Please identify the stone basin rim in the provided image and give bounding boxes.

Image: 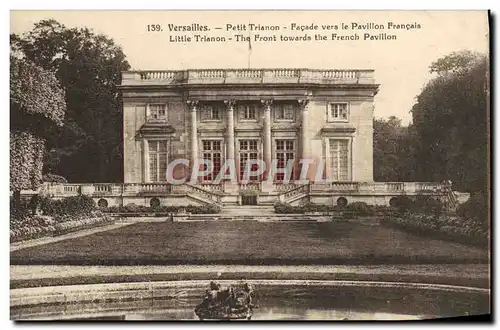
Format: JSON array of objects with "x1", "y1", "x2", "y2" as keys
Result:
[{"x1": 11, "y1": 279, "x2": 490, "y2": 308}]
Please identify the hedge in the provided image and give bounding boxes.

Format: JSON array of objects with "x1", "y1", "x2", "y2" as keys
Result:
[
  {"x1": 102, "y1": 204, "x2": 221, "y2": 215},
  {"x1": 380, "y1": 214, "x2": 489, "y2": 247}
]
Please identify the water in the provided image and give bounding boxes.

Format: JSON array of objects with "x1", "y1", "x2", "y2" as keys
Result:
[{"x1": 11, "y1": 284, "x2": 490, "y2": 321}]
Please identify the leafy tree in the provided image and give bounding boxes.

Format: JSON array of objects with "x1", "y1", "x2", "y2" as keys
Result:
[
  {"x1": 11, "y1": 19, "x2": 131, "y2": 183},
  {"x1": 10, "y1": 55, "x2": 66, "y2": 203},
  {"x1": 410, "y1": 50, "x2": 488, "y2": 193},
  {"x1": 373, "y1": 116, "x2": 415, "y2": 181}
]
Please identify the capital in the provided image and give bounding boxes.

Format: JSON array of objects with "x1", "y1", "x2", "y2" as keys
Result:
[
  {"x1": 187, "y1": 100, "x2": 199, "y2": 110},
  {"x1": 261, "y1": 99, "x2": 273, "y2": 109},
  {"x1": 224, "y1": 100, "x2": 236, "y2": 109},
  {"x1": 298, "y1": 99, "x2": 309, "y2": 110}
]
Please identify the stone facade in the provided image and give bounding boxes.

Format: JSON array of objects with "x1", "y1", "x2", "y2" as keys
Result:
[{"x1": 121, "y1": 69, "x2": 378, "y2": 186}]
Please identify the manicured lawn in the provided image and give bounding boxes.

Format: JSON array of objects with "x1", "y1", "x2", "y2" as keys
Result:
[{"x1": 10, "y1": 221, "x2": 489, "y2": 265}]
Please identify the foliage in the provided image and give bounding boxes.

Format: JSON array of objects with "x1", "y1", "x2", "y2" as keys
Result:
[
  {"x1": 373, "y1": 116, "x2": 415, "y2": 182},
  {"x1": 456, "y1": 192, "x2": 489, "y2": 230},
  {"x1": 10, "y1": 131, "x2": 46, "y2": 192},
  {"x1": 11, "y1": 19, "x2": 131, "y2": 183},
  {"x1": 10, "y1": 56, "x2": 66, "y2": 193},
  {"x1": 381, "y1": 213, "x2": 488, "y2": 247},
  {"x1": 345, "y1": 202, "x2": 374, "y2": 216},
  {"x1": 10, "y1": 214, "x2": 112, "y2": 243},
  {"x1": 10, "y1": 56, "x2": 66, "y2": 129},
  {"x1": 42, "y1": 173, "x2": 68, "y2": 183},
  {"x1": 102, "y1": 204, "x2": 221, "y2": 214},
  {"x1": 39, "y1": 195, "x2": 96, "y2": 217},
  {"x1": 411, "y1": 51, "x2": 488, "y2": 193}
]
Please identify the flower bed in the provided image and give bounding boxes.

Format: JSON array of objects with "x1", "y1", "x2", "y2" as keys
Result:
[
  {"x1": 102, "y1": 204, "x2": 221, "y2": 215},
  {"x1": 380, "y1": 213, "x2": 489, "y2": 247},
  {"x1": 274, "y1": 201, "x2": 394, "y2": 217},
  {"x1": 10, "y1": 215, "x2": 114, "y2": 243}
]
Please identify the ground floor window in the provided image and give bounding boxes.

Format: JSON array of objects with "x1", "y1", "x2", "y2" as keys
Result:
[
  {"x1": 275, "y1": 139, "x2": 295, "y2": 181},
  {"x1": 239, "y1": 139, "x2": 259, "y2": 181},
  {"x1": 202, "y1": 140, "x2": 222, "y2": 181},
  {"x1": 149, "y1": 140, "x2": 168, "y2": 182},
  {"x1": 329, "y1": 139, "x2": 349, "y2": 181}
]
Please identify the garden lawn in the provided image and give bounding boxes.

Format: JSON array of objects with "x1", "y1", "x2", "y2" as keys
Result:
[{"x1": 10, "y1": 221, "x2": 489, "y2": 265}]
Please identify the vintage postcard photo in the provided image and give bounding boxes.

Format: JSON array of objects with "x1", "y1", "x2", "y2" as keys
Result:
[{"x1": 9, "y1": 10, "x2": 490, "y2": 321}]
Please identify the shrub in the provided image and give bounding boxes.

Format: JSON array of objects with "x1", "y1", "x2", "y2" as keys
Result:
[
  {"x1": 412, "y1": 195, "x2": 444, "y2": 215},
  {"x1": 186, "y1": 204, "x2": 221, "y2": 214},
  {"x1": 346, "y1": 202, "x2": 374, "y2": 216},
  {"x1": 456, "y1": 193, "x2": 489, "y2": 229}
]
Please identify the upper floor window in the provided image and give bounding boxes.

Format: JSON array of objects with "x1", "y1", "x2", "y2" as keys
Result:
[
  {"x1": 201, "y1": 104, "x2": 222, "y2": 121},
  {"x1": 238, "y1": 104, "x2": 258, "y2": 121},
  {"x1": 328, "y1": 103, "x2": 349, "y2": 122},
  {"x1": 274, "y1": 103, "x2": 295, "y2": 121},
  {"x1": 148, "y1": 104, "x2": 167, "y2": 121}
]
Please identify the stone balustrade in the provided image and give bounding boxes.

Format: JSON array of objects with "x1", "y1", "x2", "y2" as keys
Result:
[
  {"x1": 121, "y1": 69, "x2": 376, "y2": 86},
  {"x1": 29, "y1": 181, "x2": 450, "y2": 204}
]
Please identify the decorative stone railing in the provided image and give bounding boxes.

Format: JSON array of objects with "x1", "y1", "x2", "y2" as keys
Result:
[
  {"x1": 31, "y1": 181, "x2": 450, "y2": 201},
  {"x1": 239, "y1": 182, "x2": 261, "y2": 192},
  {"x1": 282, "y1": 184, "x2": 310, "y2": 201},
  {"x1": 121, "y1": 69, "x2": 376, "y2": 86}
]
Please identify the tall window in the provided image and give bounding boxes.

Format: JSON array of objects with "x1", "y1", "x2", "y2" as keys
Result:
[
  {"x1": 202, "y1": 140, "x2": 222, "y2": 181},
  {"x1": 329, "y1": 139, "x2": 349, "y2": 181},
  {"x1": 149, "y1": 140, "x2": 168, "y2": 182},
  {"x1": 239, "y1": 140, "x2": 259, "y2": 181},
  {"x1": 275, "y1": 140, "x2": 295, "y2": 181},
  {"x1": 148, "y1": 104, "x2": 167, "y2": 120},
  {"x1": 201, "y1": 104, "x2": 221, "y2": 121},
  {"x1": 239, "y1": 104, "x2": 257, "y2": 120},
  {"x1": 274, "y1": 103, "x2": 295, "y2": 121},
  {"x1": 328, "y1": 103, "x2": 349, "y2": 122}
]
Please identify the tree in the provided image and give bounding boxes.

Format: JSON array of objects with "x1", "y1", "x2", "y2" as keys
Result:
[
  {"x1": 10, "y1": 55, "x2": 66, "y2": 203},
  {"x1": 373, "y1": 116, "x2": 415, "y2": 182},
  {"x1": 411, "y1": 50, "x2": 488, "y2": 193},
  {"x1": 11, "y1": 19, "x2": 131, "y2": 183}
]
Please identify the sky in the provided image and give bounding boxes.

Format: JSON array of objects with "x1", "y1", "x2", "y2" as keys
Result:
[{"x1": 10, "y1": 10, "x2": 489, "y2": 124}]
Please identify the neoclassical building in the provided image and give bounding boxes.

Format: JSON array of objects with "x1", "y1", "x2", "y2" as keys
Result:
[
  {"x1": 31, "y1": 69, "x2": 452, "y2": 208},
  {"x1": 121, "y1": 68, "x2": 376, "y2": 186}
]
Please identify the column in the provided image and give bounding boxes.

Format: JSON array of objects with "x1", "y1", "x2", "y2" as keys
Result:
[
  {"x1": 298, "y1": 99, "x2": 310, "y2": 159},
  {"x1": 142, "y1": 139, "x2": 149, "y2": 183},
  {"x1": 224, "y1": 100, "x2": 236, "y2": 161},
  {"x1": 261, "y1": 99, "x2": 273, "y2": 180},
  {"x1": 224, "y1": 100, "x2": 237, "y2": 182},
  {"x1": 299, "y1": 99, "x2": 310, "y2": 181},
  {"x1": 187, "y1": 100, "x2": 199, "y2": 180}
]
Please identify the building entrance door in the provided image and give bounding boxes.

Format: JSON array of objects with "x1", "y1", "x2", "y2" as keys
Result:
[{"x1": 241, "y1": 195, "x2": 257, "y2": 205}]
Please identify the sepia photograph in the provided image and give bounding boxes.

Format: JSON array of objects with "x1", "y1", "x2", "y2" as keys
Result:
[{"x1": 9, "y1": 9, "x2": 491, "y2": 321}]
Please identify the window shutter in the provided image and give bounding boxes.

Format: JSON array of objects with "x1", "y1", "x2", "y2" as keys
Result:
[
  {"x1": 145, "y1": 104, "x2": 151, "y2": 118},
  {"x1": 164, "y1": 103, "x2": 169, "y2": 120}
]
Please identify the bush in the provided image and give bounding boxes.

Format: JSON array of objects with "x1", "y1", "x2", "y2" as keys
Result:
[
  {"x1": 456, "y1": 193, "x2": 488, "y2": 229},
  {"x1": 412, "y1": 195, "x2": 444, "y2": 215},
  {"x1": 345, "y1": 202, "x2": 374, "y2": 216},
  {"x1": 38, "y1": 195, "x2": 96, "y2": 217},
  {"x1": 10, "y1": 199, "x2": 31, "y2": 221}
]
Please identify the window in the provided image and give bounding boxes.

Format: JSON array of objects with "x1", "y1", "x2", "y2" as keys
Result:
[
  {"x1": 239, "y1": 140, "x2": 259, "y2": 181},
  {"x1": 239, "y1": 104, "x2": 257, "y2": 120},
  {"x1": 329, "y1": 139, "x2": 349, "y2": 181},
  {"x1": 149, "y1": 140, "x2": 168, "y2": 182},
  {"x1": 274, "y1": 103, "x2": 295, "y2": 121},
  {"x1": 148, "y1": 104, "x2": 167, "y2": 121},
  {"x1": 275, "y1": 139, "x2": 295, "y2": 181},
  {"x1": 328, "y1": 103, "x2": 349, "y2": 122},
  {"x1": 202, "y1": 140, "x2": 222, "y2": 181},
  {"x1": 201, "y1": 104, "x2": 221, "y2": 121}
]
